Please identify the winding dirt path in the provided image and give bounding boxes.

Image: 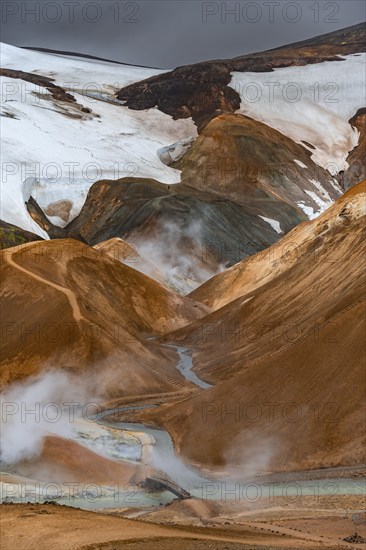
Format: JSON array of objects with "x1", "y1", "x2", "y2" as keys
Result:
[{"x1": 3, "y1": 245, "x2": 83, "y2": 322}]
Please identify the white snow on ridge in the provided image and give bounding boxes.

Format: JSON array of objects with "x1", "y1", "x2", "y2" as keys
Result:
[
  {"x1": 297, "y1": 202, "x2": 316, "y2": 220},
  {"x1": 259, "y1": 215, "x2": 282, "y2": 234},
  {"x1": 0, "y1": 43, "x2": 166, "y2": 96},
  {"x1": 297, "y1": 178, "x2": 335, "y2": 218},
  {"x1": 0, "y1": 43, "x2": 197, "y2": 236},
  {"x1": 308, "y1": 178, "x2": 333, "y2": 205},
  {"x1": 229, "y1": 54, "x2": 366, "y2": 173},
  {"x1": 294, "y1": 159, "x2": 307, "y2": 169},
  {"x1": 304, "y1": 191, "x2": 329, "y2": 214},
  {"x1": 328, "y1": 177, "x2": 343, "y2": 194}
]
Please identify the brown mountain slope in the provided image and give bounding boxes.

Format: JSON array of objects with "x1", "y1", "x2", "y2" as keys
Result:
[
  {"x1": 94, "y1": 237, "x2": 141, "y2": 264},
  {"x1": 14, "y1": 435, "x2": 151, "y2": 485},
  {"x1": 174, "y1": 113, "x2": 341, "y2": 214},
  {"x1": 164, "y1": 181, "x2": 366, "y2": 383},
  {"x1": 191, "y1": 179, "x2": 365, "y2": 310},
  {"x1": 0, "y1": 239, "x2": 208, "y2": 393},
  {"x1": 60, "y1": 112, "x2": 341, "y2": 293},
  {"x1": 136, "y1": 182, "x2": 366, "y2": 472},
  {"x1": 144, "y1": 299, "x2": 365, "y2": 473},
  {"x1": 117, "y1": 23, "x2": 365, "y2": 124}
]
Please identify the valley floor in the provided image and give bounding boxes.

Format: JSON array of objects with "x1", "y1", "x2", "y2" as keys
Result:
[{"x1": 1, "y1": 491, "x2": 365, "y2": 550}]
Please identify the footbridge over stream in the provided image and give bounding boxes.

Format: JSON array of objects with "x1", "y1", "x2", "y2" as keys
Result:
[{"x1": 144, "y1": 474, "x2": 191, "y2": 499}]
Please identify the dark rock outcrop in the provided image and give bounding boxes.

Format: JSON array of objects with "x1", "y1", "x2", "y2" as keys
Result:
[
  {"x1": 0, "y1": 68, "x2": 77, "y2": 103},
  {"x1": 343, "y1": 107, "x2": 366, "y2": 190},
  {"x1": 117, "y1": 23, "x2": 366, "y2": 124},
  {"x1": 64, "y1": 177, "x2": 294, "y2": 269},
  {"x1": 25, "y1": 197, "x2": 69, "y2": 240},
  {"x1": 343, "y1": 532, "x2": 366, "y2": 544}
]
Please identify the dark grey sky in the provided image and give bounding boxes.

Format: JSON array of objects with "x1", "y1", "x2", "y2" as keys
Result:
[{"x1": 1, "y1": 0, "x2": 365, "y2": 68}]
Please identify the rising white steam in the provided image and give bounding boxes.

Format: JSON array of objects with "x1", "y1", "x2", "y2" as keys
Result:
[
  {"x1": 131, "y1": 219, "x2": 223, "y2": 294},
  {"x1": 0, "y1": 371, "x2": 91, "y2": 464}
]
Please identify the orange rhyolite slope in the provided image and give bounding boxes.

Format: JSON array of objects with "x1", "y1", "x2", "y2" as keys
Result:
[
  {"x1": 0, "y1": 239, "x2": 208, "y2": 394},
  {"x1": 140, "y1": 182, "x2": 366, "y2": 473}
]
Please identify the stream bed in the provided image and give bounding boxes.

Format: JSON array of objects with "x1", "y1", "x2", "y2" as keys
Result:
[{"x1": 1, "y1": 347, "x2": 364, "y2": 510}]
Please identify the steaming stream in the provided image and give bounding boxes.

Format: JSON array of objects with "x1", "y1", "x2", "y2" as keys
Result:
[
  {"x1": 2, "y1": 398, "x2": 365, "y2": 510},
  {"x1": 1, "y1": 354, "x2": 365, "y2": 511},
  {"x1": 82, "y1": 406, "x2": 366, "y2": 510}
]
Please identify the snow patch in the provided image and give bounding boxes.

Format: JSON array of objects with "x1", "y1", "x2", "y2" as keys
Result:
[
  {"x1": 259, "y1": 215, "x2": 283, "y2": 234},
  {"x1": 294, "y1": 159, "x2": 307, "y2": 168},
  {"x1": 308, "y1": 179, "x2": 333, "y2": 205},
  {"x1": 229, "y1": 54, "x2": 366, "y2": 173},
  {"x1": 297, "y1": 202, "x2": 316, "y2": 220},
  {"x1": 304, "y1": 190, "x2": 330, "y2": 215},
  {"x1": 0, "y1": 44, "x2": 197, "y2": 235},
  {"x1": 328, "y1": 178, "x2": 343, "y2": 194}
]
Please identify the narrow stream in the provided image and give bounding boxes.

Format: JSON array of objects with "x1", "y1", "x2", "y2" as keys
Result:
[
  {"x1": 2, "y1": 345, "x2": 364, "y2": 510},
  {"x1": 163, "y1": 345, "x2": 213, "y2": 389},
  {"x1": 93, "y1": 406, "x2": 366, "y2": 507}
]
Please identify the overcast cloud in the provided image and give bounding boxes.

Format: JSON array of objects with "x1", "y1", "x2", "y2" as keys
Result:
[{"x1": 1, "y1": 1, "x2": 365, "y2": 68}]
